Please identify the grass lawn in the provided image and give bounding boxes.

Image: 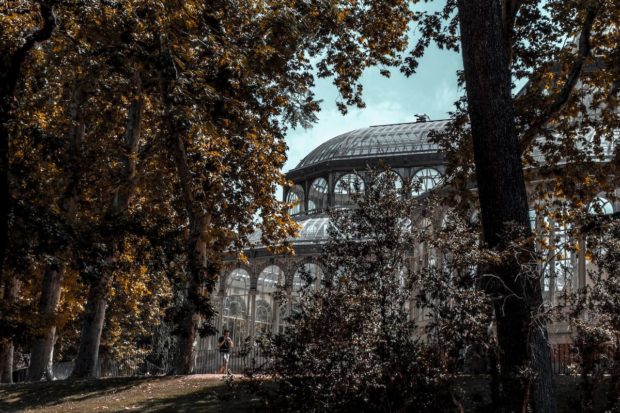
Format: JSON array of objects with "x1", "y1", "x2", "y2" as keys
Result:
[{"x1": 0, "y1": 374, "x2": 261, "y2": 413}]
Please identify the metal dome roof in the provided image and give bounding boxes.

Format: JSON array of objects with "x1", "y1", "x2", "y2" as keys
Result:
[{"x1": 293, "y1": 120, "x2": 449, "y2": 170}]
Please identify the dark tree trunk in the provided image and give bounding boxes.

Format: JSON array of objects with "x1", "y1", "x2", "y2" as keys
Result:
[
  {"x1": 28, "y1": 266, "x2": 63, "y2": 381},
  {"x1": 159, "y1": 73, "x2": 213, "y2": 375},
  {"x1": 71, "y1": 272, "x2": 111, "y2": 378},
  {"x1": 0, "y1": 276, "x2": 19, "y2": 383},
  {"x1": 0, "y1": 1, "x2": 57, "y2": 285},
  {"x1": 170, "y1": 213, "x2": 209, "y2": 375},
  {"x1": 0, "y1": 5, "x2": 57, "y2": 381},
  {"x1": 71, "y1": 89, "x2": 143, "y2": 379},
  {"x1": 173, "y1": 278, "x2": 201, "y2": 375},
  {"x1": 0, "y1": 340, "x2": 14, "y2": 384},
  {"x1": 456, "y1": 1, "x2": 556, "y2": 412}
]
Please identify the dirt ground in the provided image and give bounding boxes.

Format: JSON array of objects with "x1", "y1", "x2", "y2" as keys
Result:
[
  {"x1": 0, "y1": 374, "x2": 259, "y2": 413},
  {"x1": 0, "y1": 374, "x2": 605, "y2": 412}
]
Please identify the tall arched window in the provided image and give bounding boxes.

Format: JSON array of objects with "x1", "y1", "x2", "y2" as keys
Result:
[
  {"x1": 587, "y1": 196, "x2": 614, "y2": 215},
  {"x1": 334, "y1": 173, "x2": 364, "y2": 207},
  {"x1": 550, "y1": 219, "x2": 573, "y2": 292},
  {"x1": 292, "y1": 263, "x2": 324, "y2": 292},
  {"x1": 223, "y1": 268, "x2": 251, "y2": 344},
  {"x1": 411, "y1": 168, "x2": 442, "y2": 197},
  {"x1": 376, "y1": 171, "x2": 403, "y2": 194},
  {"x1": 287, "y1": 185, "x2": 304, "y2": 215},
  {"x1": 256, "y1": 265, "x2": 284, "y2": 335},
  {"x1": 308, "y1": 178, "x2": 328, "y2": 212}
]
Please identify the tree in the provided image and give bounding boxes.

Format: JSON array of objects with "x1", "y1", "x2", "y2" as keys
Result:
[
  {"x1": 568, "y1": 217, "x2": 620, "y2": 412},
  {"x1": 0, "y1": 0, "x2": 59, "y2": 383},
  {"x1": 261, "y1": 171, "x2": 501, "y2": 412},
  {"x1": 455, "y1": 2, "x2": 556, "y2": 411},
  {"x1": 402, "y1": 1, "x2": 619, "y2": 410},
  {"x1": 260, "y1": 171, "x2": 450, "y2": 412},
  {"x1": 137, "y1": 0, "x2": 416, "y2": 374}
]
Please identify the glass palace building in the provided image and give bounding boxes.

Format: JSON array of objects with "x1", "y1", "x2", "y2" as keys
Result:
[{"x1": 202, "y1": 119, "x2": 617, "y2": 350}]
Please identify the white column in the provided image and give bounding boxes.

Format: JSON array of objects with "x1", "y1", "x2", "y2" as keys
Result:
[
  {"x1": 249, "y1": 291, "x2": 256, "y2": 343},
  {"x1": 578, "y1": 236, "x2": 586, "y2": 289}
]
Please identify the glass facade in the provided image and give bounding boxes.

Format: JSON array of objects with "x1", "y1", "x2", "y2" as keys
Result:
[
  {"x1": 411, "y1": 168, "x2": 442, "y2": 196},
  {"x1": 308, "y1": 178, "x2": 328, "y2": 212},
  {"x1": 287, "y1": 185, "x2": 304, "y2": 215},
  {"x1": 334, "y1": 173, "x2": 364, "y2": 208}
]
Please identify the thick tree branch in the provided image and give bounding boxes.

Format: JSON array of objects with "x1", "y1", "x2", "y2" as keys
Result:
[
  {"x1": 519, "y1": 3, "x2": 599, "y2": 153},
  {"x1": 502, "y1": 0, "x2": 523, "y2": 44},
  {"x1": 1, "y1": 1, "x2": 58, "y2": 102}
]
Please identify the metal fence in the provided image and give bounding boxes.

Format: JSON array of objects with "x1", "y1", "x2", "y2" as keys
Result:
[
  {"x1": 551, "y1": 343, "x2": 577, "y2": 375},
  {"x1": 13, "y1": 347, "x2": 269, "y2": 382},
  {"x1": 13, "y1": 344, "x2": 583, "y2": 383}
]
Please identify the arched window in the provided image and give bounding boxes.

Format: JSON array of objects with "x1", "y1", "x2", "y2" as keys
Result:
[
  {"x1": 292, "y1": 263, "x2": 324, "y2": 292},
  {"x1": 287, "y1": 185, "x2": 304, "y2": 215},
  {"x1": 255, "y1": 298, "x2": 272, "y2": 326},
  {"x1": 376, "y1": 171, "x2": 403, "y2": 193},
  {"x1": 226, "y1": 268, "x2": 250, "y2": 295},
  {"x1": 553, "y1": 220, "x2": 573, "y2": 292},
  {"x1": 411, "y1": 168, "x2": 442, "y2": 197},
  {"x1": 587, "y1": 196, "x2": 613, "y2": 215},
  {"x1": 308, "y1": 178, "x2": 328, "y2": 212},
  {"x1": 256, "y1": 265, "x2": 284, "y2": 335},
  {"x1": 334, "y1": 173, "x2": 364, "y2": 207},
  {"x1": 223, "y1": 268, "x2": 251, "y2": 344}
]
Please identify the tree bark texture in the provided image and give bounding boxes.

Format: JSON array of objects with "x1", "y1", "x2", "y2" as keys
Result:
[
  {"x1": 71, "y1": 271, "x2": 112, "y2": 378},
  {"x1": 0, "y1": 340, "x2": 14, "y2": 384},
  {"x1": 0, "y1": 3, "x2": 58, "y2": 382},
  {"x1": 160, "y1": 78, "x2": 212, "y2": 374},
  {"x1": 173, "y1": 275, "x2": 202, "y2": 375},
  {"x1": 168, "y1": 133, "x2": 211, "y2": 374},
  {"x1": 0, "y1": 1, "x2": 57, "y2": 285},
  {"x1": 28, "y1": 266, "x2": 62, "y2": 381},
  {"x1": 0, "y1": 276, "x2": 19, "y2": 383},
  {"x1": 29, "y1": 82, "x2": 86, "y2": 381},
  {"x1": 457, "y1": 1, "x2": 556, "y2": 412},
  {"x1": 71, "y1": 91, "x2": 143, "y2": 379}
]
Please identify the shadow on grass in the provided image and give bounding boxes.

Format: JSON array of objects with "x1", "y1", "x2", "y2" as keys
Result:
[
  {"x1": 111, "y1": 380, "x2": 263, "y2": 413},
  {"x1": 0, "y1": 376, "x2": 148, "y2": 412}
]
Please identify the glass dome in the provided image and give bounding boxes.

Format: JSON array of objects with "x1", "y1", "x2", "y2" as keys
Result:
[{"x1": 293, "y1": 120, "x2": 448, "y2": 170}]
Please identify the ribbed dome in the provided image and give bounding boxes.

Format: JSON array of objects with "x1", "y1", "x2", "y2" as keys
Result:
[{"x1": 294, "y1": 120, "x2": 449, "y2": 170}]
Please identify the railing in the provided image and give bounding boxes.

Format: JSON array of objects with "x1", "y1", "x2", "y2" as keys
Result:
[
  {"x1": 193, "y1": 348, "x2": 269, "y2": 374},
  {"x1": 551, "y1": 343, "x2": 577, "y2": 375},
  {"x1": 13, "y1": 347, "x2": 268, "y2": 382},
  {"x1": 11, "y1": 344, "x2": 584, "y2": 382}
]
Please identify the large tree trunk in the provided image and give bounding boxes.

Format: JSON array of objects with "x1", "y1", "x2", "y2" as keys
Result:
[
  {"x1": 70, "y1": 89, "x2": 143, "y2": 379},
  {"x1": 29, "y1": 83, "x2": 85, "y2": 381},
  {"x1": 161, "y1": 83, "x2": 212, "y2": 374},
  {"x1": 71, "y1": 272, "x2": 112, "y2": 378},
  {"x1": 28, "y1": 266, "x2": 62, "y2": 381},
  {"x1": 0, "y1": 4, "x2": 58, "y2": 382},
  {"x1": 0, "y1": 276, "x2": 19, "y2": 383},
  {"x1": 0, "y1": 339, "x2": 14, "y2": 384},
  {"x1": 0, "y1": 1, "x2": 57, "y2": 290},
  {"x1": 457, "y1": 1, "x2": 556, "y2": 412},
  {"x1": 173, "y1": 276, "x2": 202, "y2": 375},
  {"x1": 170, "y1": 211, "x2": 210, "y2": 375}
]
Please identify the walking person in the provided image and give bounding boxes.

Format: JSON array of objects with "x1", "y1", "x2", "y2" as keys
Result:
[{"x1": 217, "y1": 330, "x2": 234, "y2": 374}]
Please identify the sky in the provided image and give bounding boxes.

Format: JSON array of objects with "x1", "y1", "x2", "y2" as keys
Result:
[{"x1": 283, "y1": 44, "x2": 464, "y2": 173}]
